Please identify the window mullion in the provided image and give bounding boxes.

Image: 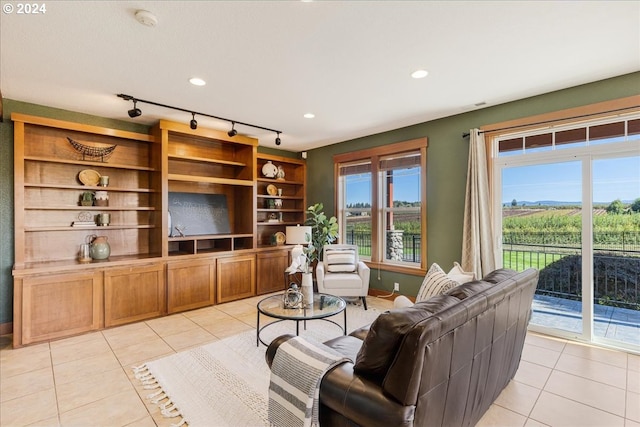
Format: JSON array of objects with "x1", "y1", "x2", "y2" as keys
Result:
[{"x1": 371, "y1": 155, "x2": 381, "y2": 263}]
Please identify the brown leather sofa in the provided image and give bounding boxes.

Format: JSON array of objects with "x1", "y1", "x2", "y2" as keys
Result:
[{"x1": 266, "y1": 268, "x2": 539, "y2": 427}]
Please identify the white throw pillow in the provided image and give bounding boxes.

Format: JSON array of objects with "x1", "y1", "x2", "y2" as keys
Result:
[
  {"x1": 415, "y1": 263, "x2": 460, "y2": 302},
  {"x1": 447, "y1": 262, "x2": 475, "y2": 284},
  {"x1": 325, "y1": 248, "x2": 357, "y2": 273}
]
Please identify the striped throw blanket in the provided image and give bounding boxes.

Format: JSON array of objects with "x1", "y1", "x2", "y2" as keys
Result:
[{"x1": 268, "y1": 336, "x2": 352, "y2": 427}]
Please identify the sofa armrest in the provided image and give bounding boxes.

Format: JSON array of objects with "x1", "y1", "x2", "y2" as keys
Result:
[
  {"x1": 320, "y1": 363, "x2": 415, "y2": 427},
  {"x1": 265, "y1": 334, "x2": 296, "y2": 367}
]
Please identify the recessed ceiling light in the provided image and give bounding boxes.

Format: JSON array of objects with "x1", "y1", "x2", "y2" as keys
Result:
[
  {"x1": 411, "y1": 69, "x2": 429, "y2": 79},
  {"x1": 303, "y1": 113, "x2": 315, "y2": 119},
  {"x1": 189, "y1": 77, "x2": 206, "y2": 86}
]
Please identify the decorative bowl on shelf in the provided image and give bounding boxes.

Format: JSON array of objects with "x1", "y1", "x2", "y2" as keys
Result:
[
  {"x1": 67, "y1": 137, "x2": 117, "y2": 162},
  {"x1": 78, "y1": 169, "x2": 101, "y2": 186}
]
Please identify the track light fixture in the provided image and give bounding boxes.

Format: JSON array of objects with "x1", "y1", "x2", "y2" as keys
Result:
[
  {"x1": 128, "y1": 100, "x2": 142, "y2": 118},
  {"x1": 117, "y1": 94, "x2": 283, "y2": 146},
  {"x1": 227, "y1": 122, "x2": 237, "y2": 137}
]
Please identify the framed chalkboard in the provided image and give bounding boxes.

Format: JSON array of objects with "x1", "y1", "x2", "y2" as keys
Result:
[{"x1": 168, "y1": 192, "x2": 231, "y2": 237}]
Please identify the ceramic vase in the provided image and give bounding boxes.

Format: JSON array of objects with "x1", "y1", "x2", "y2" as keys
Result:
[
  {"x1": 90, "y1": 235, "x2": 111, "y2": 260},
  {"x1": 301, "y1": 273, "x2": 313, "y2": 306}
]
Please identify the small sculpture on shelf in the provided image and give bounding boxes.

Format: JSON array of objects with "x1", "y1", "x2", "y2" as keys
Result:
[{"x1": 276, "y1": 165, "x2": 285, "y2": 180}]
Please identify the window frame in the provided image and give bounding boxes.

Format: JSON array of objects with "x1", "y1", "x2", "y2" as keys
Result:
[{"x1": 334, "y1": 137, "x2": 428, "y2": 274}]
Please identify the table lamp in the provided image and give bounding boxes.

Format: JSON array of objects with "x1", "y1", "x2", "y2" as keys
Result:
[{"x1": 286, "y1": 225, "x2": 312, "y2": 261}]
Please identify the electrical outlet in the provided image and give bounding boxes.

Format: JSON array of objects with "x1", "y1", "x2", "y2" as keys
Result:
[{"x1": 393, "y1": 282, "x2": 400, "y2": 292}]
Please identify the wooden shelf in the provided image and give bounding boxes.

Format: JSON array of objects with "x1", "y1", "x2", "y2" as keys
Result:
[
  {"x1": 168, "y1": 154, "x2": 246, "y2": 167},
  {"x1": 168, "y1": 173, "x2": 254, "y2": 186},
  {"x1": 24, "y1": 183, "x2": 155, "y2": 193},
  {"x1": 24, "y1": 156, "x2": 157, "y2": 171},
  {"x1": 257, "y1": 177, "x2": 304, "y2": 185},
  {"x1": 25, "y1": 206, "x2": 156, "y2": 211},
  {"x1": 25, "y1": 224, "x2": 156, "y2": 232},
  {"x1": 168, "y1": 233, "x2": 253, "y2": 242}
]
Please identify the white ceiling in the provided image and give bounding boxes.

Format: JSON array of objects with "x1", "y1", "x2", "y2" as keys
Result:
[{"x1": 1, "y1": 1, "x2": 639, "y2": 152}]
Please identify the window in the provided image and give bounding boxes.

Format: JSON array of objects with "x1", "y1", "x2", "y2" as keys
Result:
[{"x1": 335, "y1": 138, "x2": 427, "y2": 272}]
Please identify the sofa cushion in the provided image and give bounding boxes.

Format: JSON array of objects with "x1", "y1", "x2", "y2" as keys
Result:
[
  {"x1": 444, "y1": 280, "x2": 493, "y2": 300},
  {"x1": 416, "y1": 263, "x2": 460, "y2": 302},
  {"x1": 353, "y1": 295, "x2": 460, "y2": 380},
  {"x1": 447, "y1": 262, "x2": 475, "y2": 284}
]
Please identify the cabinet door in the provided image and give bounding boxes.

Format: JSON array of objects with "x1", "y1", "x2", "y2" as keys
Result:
[
  {"x1": 20, "y1": 270, "x2": 103, "y2": 345},
  {"x1": 167, "y1": 258, "x2": 215, "y2": 313},
  {"x1": 104, "y1": 263, "x2": 165, "y2": 327},
  {"x1": 217, "y1": 254, "x2": 255, "y2": 303},
  {"x1": 257, "y1": 249, "x2": 289, "y2": 295}
]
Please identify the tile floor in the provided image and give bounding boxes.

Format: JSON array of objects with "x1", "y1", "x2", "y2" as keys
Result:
[{"x1": 1, "y1": 295, "x2": 639, "y2": 427}]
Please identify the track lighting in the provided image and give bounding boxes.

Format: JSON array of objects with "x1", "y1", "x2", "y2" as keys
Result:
[
  {"x1": 128, "y1": 100, "x2": 142, "y2": 118},
  {"x1": 227, "y1": 122, "x2": 237, "y2": 137},
  {"x1": 117, "y1": 93, "x2": 283, "y2": 146}
]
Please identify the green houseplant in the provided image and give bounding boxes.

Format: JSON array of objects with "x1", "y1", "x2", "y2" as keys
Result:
[{"x1": 304, "y1": 203, "x2": 339, "y2": 265}]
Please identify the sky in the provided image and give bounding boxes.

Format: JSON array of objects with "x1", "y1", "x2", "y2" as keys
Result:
[
  {"x1": 502, "y1": 156, "x2": 640, "y2": 204},
  {"x1": 346, "y1": 168, "x2": 420, "y2": 205},
  {"x1": 345, "y1": 156, "x2": 639, "y2": 207}
]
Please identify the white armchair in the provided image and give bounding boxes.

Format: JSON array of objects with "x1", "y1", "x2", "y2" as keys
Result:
[{"x1": 316, "y1": 244, "x2": 370, "y2": 309}]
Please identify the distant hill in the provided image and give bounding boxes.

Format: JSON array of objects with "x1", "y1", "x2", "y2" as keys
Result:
[{"x1": 503, "y1": 200, "x2": 634, "y2": 207}]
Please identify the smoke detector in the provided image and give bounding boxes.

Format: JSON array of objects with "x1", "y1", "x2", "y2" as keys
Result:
[{"x1": 135, "y1": 10, "x2": 158, "y2": 27}]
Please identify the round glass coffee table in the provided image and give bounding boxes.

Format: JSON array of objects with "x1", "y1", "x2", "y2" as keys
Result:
[{"x1": 256, "y1": 293, "x2": 347, "y2": 346}]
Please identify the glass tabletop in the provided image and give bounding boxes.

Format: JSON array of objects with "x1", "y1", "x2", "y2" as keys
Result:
[{"x1": 257, "y1": 293, "x2": 346, "y2": 320}]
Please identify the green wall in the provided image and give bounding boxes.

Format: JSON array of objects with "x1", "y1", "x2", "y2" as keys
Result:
[
  {"x1": 1, "y1": 72, "x2": 638, "y2": 326},
  {"x1": 305, "y1": 72, "x2": 640, "y2": 296}
]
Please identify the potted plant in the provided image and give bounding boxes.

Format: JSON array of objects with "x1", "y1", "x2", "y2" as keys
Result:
[
  {"x1": 304, "y1": 203, "x2": 339, "y2": 265},
  {"x1": 80, "y1": 191, "x2": 94, "y2": 206}
]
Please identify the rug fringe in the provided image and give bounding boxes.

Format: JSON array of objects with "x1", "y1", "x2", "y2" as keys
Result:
[{"x1": 132, "y1": 365, "x2": 188, "y2": 426}]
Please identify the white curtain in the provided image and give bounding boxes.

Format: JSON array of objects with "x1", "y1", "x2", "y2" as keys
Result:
[{"x1": 461, "y1": 129, "x2": 496, "y2": 278}]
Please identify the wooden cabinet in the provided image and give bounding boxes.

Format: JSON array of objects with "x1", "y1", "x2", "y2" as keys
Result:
[
  {"x1": 11, "y1": 114, "x2": 306, "y2": 346},
  {"x1": 256, "y1": 154, "x2": 306, "y2": 247},
  {"x1": 16, "y1": 270, "x2": 103, "y2": 345},
  {"x1": 257, "y1": 249, "x2": 290, "y2": 294},
  {"x1": 167, "y1": 258, "x2": 216, "y2": 313},
  {"x1": 104, "y1": 263, "x2": 165, "y2": 327},
  {"x1": 217, "y1": 254, "x2": 255, "y2": 303},
  {"x1": 155, "y1": 120, "x2": 257, "y2": 257}
]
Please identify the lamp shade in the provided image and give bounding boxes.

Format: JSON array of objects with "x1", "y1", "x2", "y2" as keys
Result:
[
  {"x1": 287, "y1": 225, "x2": 312, "y2": 265},
  {"x1": 286, "y1": 226, "x2": 312, "y2": 245}
]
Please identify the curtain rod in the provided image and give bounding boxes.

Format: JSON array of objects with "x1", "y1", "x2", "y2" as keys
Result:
[{"x1": 461, "y1": 105, "x2": 640, "y2": 139}]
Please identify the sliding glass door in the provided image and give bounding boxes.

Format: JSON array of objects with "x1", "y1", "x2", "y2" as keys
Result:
[
  {"x1": 501, "y1": 161, "x2": 584, "y2": 336},
  {"x1": 494, "y1": 115, "x2": 639, "y2": 350},
  {"x1": 592, "y1": 155, "x2": 640, "y2": 346}
]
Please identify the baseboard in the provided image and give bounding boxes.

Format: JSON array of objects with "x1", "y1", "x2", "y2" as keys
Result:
[
  {"x1": 368, "y1": 288, "x2": 415, "y2": 302},
  {"x1": 0, "y1": 321, "x2": 13, "y2": 337}
]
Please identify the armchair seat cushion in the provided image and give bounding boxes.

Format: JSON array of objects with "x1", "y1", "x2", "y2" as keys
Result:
[{"x1": 322, "y1": 272, "x2": 365, "y2": 289}]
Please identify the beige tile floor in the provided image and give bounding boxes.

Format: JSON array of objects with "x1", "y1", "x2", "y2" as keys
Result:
[{"x1": 1, "y1": 294, "x2": 639, "y2": 427}]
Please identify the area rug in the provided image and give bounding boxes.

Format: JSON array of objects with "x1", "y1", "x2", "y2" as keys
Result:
[{"x1": 134, "y1": 304, "x2": 382, "y2": 427}]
